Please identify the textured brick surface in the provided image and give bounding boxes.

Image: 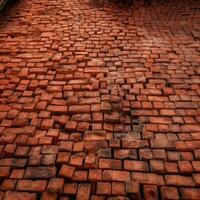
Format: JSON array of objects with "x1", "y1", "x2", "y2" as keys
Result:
[{"x1": 0, "y1": 0, "x2": 200, "y2": 199}]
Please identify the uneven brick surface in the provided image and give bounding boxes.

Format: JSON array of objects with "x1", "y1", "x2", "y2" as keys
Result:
[{"x1": 0, "y1": 0, "x2": 200, "y2": 199}]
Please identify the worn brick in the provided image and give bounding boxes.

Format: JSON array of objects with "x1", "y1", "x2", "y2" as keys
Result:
[
  {"x1": 103, "y1": 170, "x2": 130, "y2": 181},
  {"x1": 47, "y1": 178, "x2": 64, "y2": 194},
  {"x1": 24, "y1": 167, "x2": 56, "y2": 179},
  {"x1": 165, "y1": 175, "x2": 195, "y2": 186},
  {"x1": 4, "y1": 191, "x2": 36, "y2": 200},
  {"x1": 161, "y1": 186, "x2": 180, "y2": 200},
  {"x1": 76, "y1": 184, "x2": 91, "y2": 200},
  {"x1": 16, "y1": 180, "x2": 47, "y2": 192},
  {"x1": 59, "y1": 164, "x2": 75, "y2": 178},
  {"x1": 97, "y1": 182, "x2": 111, "y2": 195}
]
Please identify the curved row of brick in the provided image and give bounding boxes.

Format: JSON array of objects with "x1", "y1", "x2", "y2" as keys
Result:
[{"x1": 0, "y1": 0, "x2": 200, "y2": 199}]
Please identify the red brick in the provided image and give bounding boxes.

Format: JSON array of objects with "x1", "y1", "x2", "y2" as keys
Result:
[
  {"x1": 59, "y1": 141, "x2": 73, "y2": 151},
  {"x1": 41, "y1": 119, "x2": 54, "y2": 130},
  {"x1": 24, "y1": 167, "x2": 56, "y2": 179},
  {"x1": 182, "y1": 125, "x2": 200, "y2": 132},
  {"x1": 0, "y1": 167, "x2": 10, "y2": 178},
  {"x1": 15, "y1": 146, "x2": 30, "y2": 157},
  {"x1": 73, "y1": 142, "x2": 84, "y2": 152},
  {"x1": 88, "y1": 169, "x2": 102, "y2": 181},
  {"x1": 165, "y1": 162, "x2": 179, "y2": 173},
  {"x1": 57, "y1": 152, "x2": 70, "y2": 164},
  {"x1": 0, "y1": 158, "x2": 27, "y2": 168},
  {"x1": 84, "y1": 141, "x2": 108, "y2": 151},
  {"x1": 16, "y1": 180, "x2": 47, "y2": 192},
  {"x1": 0, "y1": 136, "x2": 16, "y2": 145},
  {"x1": 70, "y1": 153, "x2": 85, "y2": 167},
  {"x1": 3, "y1": 126, "x2": 36, "y2": 136},
  {"x1": 72, "y1": 170, "x2": 88, "y2": 181},
  {"x1": 0, "y1": 179, "x2": 17, "y2": 190},
  {"x1": 84, "y1": 131, "x2": 106, "y2": 141},
  {"x1": 97, "y1": 182, "x2": 111, "y2": 195},
  {"x1": 149, "y1": 117, "x2": 172, "y2": 124},
  {"x1": 4, "y1": 191, "x2": 36, "y2": 200},
  {"x1": 139, "y1": 149, "x2": 153, "y2": 160},
  {"x1": 192, "y1": 161, "x2": 200, "y2": 172},
  {"x1": 124, "y1": 160, "x2": 149, "y2": 172},
  {"x1": 65, "y1": 120, "x2": 77, "y2": 130},
  {"x1": 132, "y1": 173, "x2": 165, "y2": 186},
  {"x1": 63, "y1": 183, "x2": 77, "y2": 195},
  {"x1": 47, "y1": 178, "x2": 64, "y2": 194},
  {"x1": 165, "y1": 175, "x2": 195, "y2": 186},
  {"x1": 152, "y1": 149, "x2": 167, "y2": 160},
  {"x1": 126, "y1": 181, "x2": 141, "y2": 199},
  {"x1": 40, "y1": 192, "x2": 57, "y2": 200},
  {"x1": 69, "y1": 105, "x2": 90, "y2": 113},
  {"x1": 41, "y1": 155, "x2": 56, "y2": 165},
  {"x1": 150, "y1": 138, "x2": 174, "y2": 149},
  {"x1": 109, "y1": 139, "x2": 121, "y2": 148},
  {"x1": 59, "y1": 164, "x2": 75, "y2": 178},
  {"x1": 114, "y1": 149, "x2": 137, "y2": 160},
  {"x1": 47, "y1": 129, "x2": 59, "y2": 138},
  {"x1": 10, "y1": 169, "x2": 24, "y2": 179},
  {"x1": 180, "y1": 188, "x2": 200, "y2": 200},
  {"x1": 76, "y1": 184, "x2": 91, "y2": 200},
  {"x1": 103, "y1": 170, "x2": 130, "y2": 181},
  {"x1": 77, "y1": 122, "x2": 89, "y2": 132},
  {"x1": 35, "y1": 101, "x2": 47, "y2": 110},
  {"x1": 47, "y1": 105, "x2": 68, "y2": 113},
  {"x1": 122, "y1": 139, "x2": 149, "y2": 149},
  {"x1": 150, "y1": 160, "x2": 165, "y2": 173},
  {"x1": 161, "y1": 186, "x2": 180, "y2": 200},
  {"x1": 178, "y1": 161, "x2": 193, "y2": 174},
  {"x1": 143, "y1": 185, "x2": 158, "y2": 200},
  {"x1": 112, "y1": 182, "x2": 125, "y2": 195},
  {"x1": 90, "y1": 196, "x2": 105, "y2": 200},
  {"x1": 99, "y1": 159, "x2": 122, "y2": 170}
]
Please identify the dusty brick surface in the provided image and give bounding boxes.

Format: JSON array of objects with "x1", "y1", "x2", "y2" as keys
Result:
[{"x1": 0, "y1": 0, "x2": 200, "y2": 199}]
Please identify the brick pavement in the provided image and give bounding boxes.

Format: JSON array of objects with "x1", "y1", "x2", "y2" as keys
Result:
[{"x1": 0, "y1": 0, "x2": 200, "y2": 199}]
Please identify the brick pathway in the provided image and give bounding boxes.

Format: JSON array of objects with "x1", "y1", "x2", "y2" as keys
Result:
[{"x1": 0, "y1": 0, "x2": 200, "y2": 199}]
